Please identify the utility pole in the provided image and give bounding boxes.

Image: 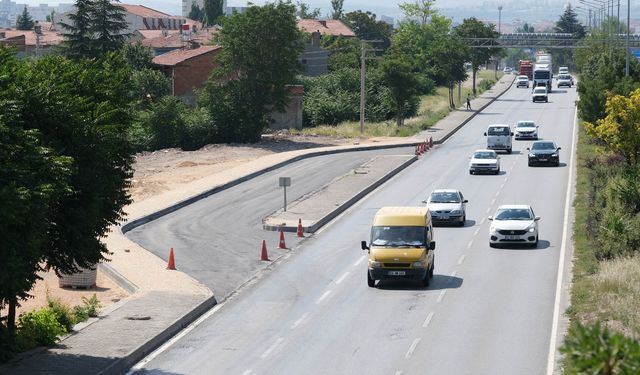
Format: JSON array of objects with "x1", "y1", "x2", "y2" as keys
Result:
[
  {"x1": 359, "y1": 40, "x2": 382, "y2": 134},
  {"x1": 616, "y1": 0, "x2": 620, "y2": 48},
  {"x1": 498, "y1": 6, "x2": 502, "y2": 34},
  {"x1": 625, "y1": 0, "x2": 629, "y2": 76}
]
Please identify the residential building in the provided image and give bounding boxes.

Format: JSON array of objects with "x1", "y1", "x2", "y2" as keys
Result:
[
  {"x1": 137, "y1": 25, "x2": 217, "y2": 56},
  {"x1": 296, "y1": 19, "x2": 355, "y2": 76},
  {"x1": 0, "y1": 21, "x2": 62, "y2": 57}
]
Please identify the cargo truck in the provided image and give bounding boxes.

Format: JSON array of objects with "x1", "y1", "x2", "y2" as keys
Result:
[
  {"x1": 534, "y1": 52, "x2": 553, "y2": 92},
  {"x1": 518, "y1": 60, "x2": 533, "y2": 80}
]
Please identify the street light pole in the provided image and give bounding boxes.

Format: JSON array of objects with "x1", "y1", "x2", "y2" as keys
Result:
[
  {"x1": 625, "y1": 0, "x2": 630, "y2": 76},
  {"x1": 498, "y1": 6, "x2": 503, "y2": 34}
]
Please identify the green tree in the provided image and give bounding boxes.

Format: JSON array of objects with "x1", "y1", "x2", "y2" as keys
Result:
[
  {"x1": 121, "y1": 41, "x2": 154, "y2": 70},
  {"x1": 554, "y1": 4, "x2": 586, "y2": 38},
  {"x1": 380, "y1": 57, "x2": 419, "y2": 126},
  {"x1": 296, "y1": 1, "x2": 320, "y2": 19},
  {"x1": 344, "y1": 10, "x2": 393, "y2": 50},
  {"x1": 516, "y1": 22, "x2": 534, "y2": 33},
  {"x1": 188, "y1": 2, "x2": 204, "y2": 22},
  {"x1": 208, "y1": 2, "x2": 304, "y2": 141},
  {"x1": 202, "y1": 0, "x2": 224, "y2": 27},
  {"x1": 89, "y1": 0, "x2": 129, "y2": 56},
  {"x1": 399, "y1": 0, "x2": 435, "y2": 25},
  {"x1": 330, "y1": 0, "x2": 344, "y2": 20},
  {"x1": 455, "y1": 17, "x2": 500, "y2": 95},
  {"x1": 59, "y1": 0, "x2": 94, "y2": 60},
  {"x1": 130, "y1": 69, "x2": 172, "y2": 108},
  {"x1": 16, "y1": 6, "x2": 35, "y2": 30},
  {"x1": 322, "y1": 35, "x2": 360, "y2": 71}
]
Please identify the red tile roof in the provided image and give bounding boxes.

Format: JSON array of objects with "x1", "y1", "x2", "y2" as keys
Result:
[
  {"x1": 152, "y1": 45, "x2": 221, "y2": 66},
  {"x1": 137, "y1": 29, "x2": 179, "y2": 40},
  {"x1": 120, "y1": 4, "x2": 172, "y2": 18},
  {"x1": 0, "y1": 29, "x2": 63, "y2": 46},
  {"x1": 297, "y1": 19, "x2": 355, "y2": 37},
  {"x1": 141, "y1": 27, "x2": 218, "y2": 49}
]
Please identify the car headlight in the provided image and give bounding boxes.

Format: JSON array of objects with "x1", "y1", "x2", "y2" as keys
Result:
[
  {"x1": 551, "y1": 153, "x2": 558, "y2": 157},
  {"x1": 412, "y1": 261, "x2": 425, "y2": 268},
  {"x1": 490, "y1": 226, "x2": 497, "y2": 234},
  {"x1": 527, "y1": 225, "x2": 536, "y2": 232},
  {"x1": 529, "y1": 153, "x2": 535, "y2": 157},
  {"x1": 369, "y1": 261, "x2": 382, "y2": 268},
  {"x1": 450, "y1": 210, "x2": 462, "y2": 215}
]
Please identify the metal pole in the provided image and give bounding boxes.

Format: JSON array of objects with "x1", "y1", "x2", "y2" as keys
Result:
[
  {"x1": 283, "y1": 186, "x2": 287, "y2": 212},
  {"x1": 625, "y1": 0, "x2": 630, "y2": 76},
  {"x1": 359, "y1": 40, "x2": 365, "y2": 134},
  {"x1": 616, "y1": 0, "x2": 620, "y2": 48},
  {"x1": 498, "y1": 6, "x2": 502, "y2": 34}
]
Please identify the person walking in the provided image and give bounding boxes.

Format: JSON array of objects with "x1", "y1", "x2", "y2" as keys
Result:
[{"x1": 466, "y1": 94, "x2": 472, "y2": 110}]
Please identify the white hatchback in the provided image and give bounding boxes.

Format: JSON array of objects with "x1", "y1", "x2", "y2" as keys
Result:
[
  {"x1": 488, "y1": 205, "x2": 540, "y2": 247},
  {"x1": 514, "y1": 120, "x2": 539, "y2": 140},
  {"x1": 469, "y1": 149, "x2": 500, "y2": 175}
]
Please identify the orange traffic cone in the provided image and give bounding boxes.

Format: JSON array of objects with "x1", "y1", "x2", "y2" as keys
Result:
[
  {"x1": 167, "y1": 247, "x2": 176, "y2": 270},
  {"x1": 278, "y1": 227, "x2": 287, "y2": 249},
  {"x1": 261, "y1": 240, "x2": 270, "y2": 261},
  {"x1": 297, "y1": 219, "x2": 304, "y2": 237},
  {"x1": 415, "y1": 145, "x2": 420, "y2": 155}
]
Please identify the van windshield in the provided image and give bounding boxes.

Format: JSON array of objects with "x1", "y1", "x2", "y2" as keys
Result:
[
  {"x1": 487, "y1": 127, "x2": 510, "y2": 136},
  {"x1": 371, "y1": 226, "x2": 426, "y2": 247}
]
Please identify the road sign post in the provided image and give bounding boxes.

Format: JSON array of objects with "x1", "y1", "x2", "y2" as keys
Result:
[{"x1": 279, "y1": 177, "x2": 291, "y2": 212}]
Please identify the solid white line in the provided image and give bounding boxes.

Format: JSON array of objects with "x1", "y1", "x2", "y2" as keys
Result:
[
  {"x1": 422, "y1": 312, "x2": 435, "y2": 328},
  {"x1": 405, "y1": 338, "x2": 421, "y2": 359},
  {"x1": 546, "y1": 106, "x2": 578, "y2": 375},
  {"x1": 335, "y1": 271, "x2": 350, "y2": 284},
  {"x1": 354, "y1": 255, "x2": 366, "y2": 266},
  {"x1": 458, "y1": 255, "x2": 466, "y2": 265},
  {"x1": 127, "y1": 302, "x2": 225, "y2": 372},
  {"x1": 260, "y1": 337, "x2": 285, "y2": 359},
  {"x1": 436, "y1": 290, "x2": 446, "y2": 303},
  {"x1": 474, "y1": 227, "x2": 480, "y2": 236},
  {"x1": 316, "y1": 290, "x2": 332, "y2": 304},
  {"x1": 290, "y1": 312, "x2": 309, "y2": 329}
]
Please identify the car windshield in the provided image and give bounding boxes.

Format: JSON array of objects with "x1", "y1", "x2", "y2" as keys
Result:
[
  {"x1": 371, "y1": 226, "x2": 426, "y2": 247},
  {"x1": 517, "y1": 76, "x2": 528, "y2": 81},
  {"x1": 487, "y1": 127, "x2": 509, "y2": 136},
  {"x1": 430, "y1": 192, "x2": 460, "y2": 203},
  {"x1": 558, "y1": 75, "x2": 571, "y2": 79},
  {"x1": 517, "y1": 122, "x2": 535, "y2": 128},
  {"x1": 534, "y1": 88, "x2": 546, "y2": 94},
  {"x1": 473, "y1": 151, "x2": 496, "y2": 159},
  {"x1": 532, "y1": 142, "x2": 556, "y2": 150},
  {"x1": 495, "y1": 208, "x2": 533, "y2": 220}
]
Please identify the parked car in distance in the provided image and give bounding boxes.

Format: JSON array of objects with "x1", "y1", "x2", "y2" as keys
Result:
[
  {"x1": 489, "y1": 205, "x2": 540, "y2": 248},
  {"x1": 469, "y1": 149, "x2": 500, "y2": 175},
  {"x1": 516, "y1": 75, "x2": 530, "y2": 88},
  {"x1": 532, "y1": 86, "x2": 548, "y2": 102},
  {"x1": 514, "y1": 121, "x2": 538, "y2": 140},
  {"x1": 423, "y1": 189, "x2": 467, "y2": 226},
  {"x1": 484, "y1": 124, "x2": 513, "y2": 153},
  {"x1": 557, "y1": 74, "x2": 572, "y2": 88},
  {"x1": 527, "y1": 140, "x2": 561, "y2": 166},
  {"x1": 558, "y1": 66, "x2": 569, "y2": 75},
  {"x1": 503, "y1": 67, "x2": 513, "y2": 74}
]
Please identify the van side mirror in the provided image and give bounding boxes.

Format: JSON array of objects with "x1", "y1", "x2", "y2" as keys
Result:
[
  {"x1": 557, "y1": 147, "x2": 562, "y2": 150},
  {"x1": 510, "y1": 132, "x2": 514, "y2": 136},
  {"x1": 483, "y1": 132, "x2": 487, "y2": 136},
  {"x1": 488, "y1": 216, "x2": 493, "y2": 220},
  {"x1": 526, "y1": 147, "x2": 530, "y2": 151},
  {"x1": 430, "y1": 241, "x2": 436, "y2": 250},
  {"x1": 463, "y1": 199, "x2": 468, "y2": 203},
  {"x1": 361, "y1": 240, "x2": 369, "y2": 250},
  {"x1": 421, "y1": 200, "x2": 427, "y2": 204}
]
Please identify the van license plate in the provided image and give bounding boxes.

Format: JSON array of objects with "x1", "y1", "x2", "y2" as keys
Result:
[{"x1": 388, "y1": 271, "x2": 406, "y2": 276}]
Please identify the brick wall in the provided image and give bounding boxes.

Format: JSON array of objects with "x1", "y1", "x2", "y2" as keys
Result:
[{"x1": 172, "y1": 48, "x2": 221, "y2": 100}]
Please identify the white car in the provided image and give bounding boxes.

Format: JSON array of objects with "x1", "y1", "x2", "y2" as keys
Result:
[
  {"x1": 489, "y1": 205, "x2": 540, "y2": 248},
  {"x1": 423, "y1": 189, "x2": 468, "y2": 226},
  {"x1": 557, "y1": 74, "x2": 572, "y2": 88},
  {"x1": 516, "y1": 75, "x2": 529, "y2": 88},
  {"x1": 514, "y1": 120, "x2": 539, "y2": 140},
  {"x1": 469, "y1": 149, "x2": 500, "y2": 175},
  {"x1": 503, "y1": 67, "x2": 513, "y2": 74},
  {"x1": 532, "y1": 87, "x2": 548, "y2": 102},
  {"x1": 558, "y1": 66, "x2": 569, "y2": 75}
]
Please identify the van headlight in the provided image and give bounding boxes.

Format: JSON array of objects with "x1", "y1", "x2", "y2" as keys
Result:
[
  {"x1": 529, "y1": 153, "x2": 535, "y2": 157},
  {"x1": 412, "y1": 261, "x2": 426, "y2": 268},
  {"x1": 369, "y1": 261, "x2": 382, "y2": 268},
  {"x1": 490, "y1": 226, "x2": 497, "y2": 234}
]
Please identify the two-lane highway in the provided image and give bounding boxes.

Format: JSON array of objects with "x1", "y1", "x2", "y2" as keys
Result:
[{"x1": 131, "y1": 82, "x2": 578, "y2": 374}]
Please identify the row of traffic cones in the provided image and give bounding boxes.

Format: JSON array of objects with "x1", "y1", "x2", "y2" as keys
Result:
[
  {"x1": 166, "y1": 219, "x2": 306, "y2": 268},
  {"x1": 414, "y1": 137, "x2": 435, "y2": 156}
]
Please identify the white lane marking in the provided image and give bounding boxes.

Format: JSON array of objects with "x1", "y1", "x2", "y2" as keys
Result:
[
  {"x1": 316, "y1": 290, "x2": 332, "y2": 304},
  {"x1": 127, "y1": 302, "x2": 225, "y2": 373},
  {"x1": 491, "y1": 197, "x2": 496, "y2": 205},
  {"x1": 290, "y1": 312, "x2": 309, "y2": 329},
  {"x1": 335, "y1": 271, "x2": 350, "y2": 284},
  {"x1": 486, "y1": 207, "x2": 492, "y2": 214},
  {"x1": 405, "y1": 338, "x2": 421, "y2": 359},
  {"x1": 500, "y1": 183, "x2": 505, "y2": 190},
  {"x1": 242, "y1": 371, "x2": 252, "y2": 375},
  {"x1": 354, "y1": 255, "x2": 366, "y2": 266},
  {"x1": 504, "y1": 177, "x2": 508, "y2": 182},
  {"x1": 422, "y1": 312, "x2": 435, "y2": 328},
  {"x1": 458, "y1": 255, "x2": 466, "y2": 265},
  {"x1": 474, "y1": 227, "x2": 480, "y2": 236},
  {"x1": 436, "y1": 290, "x2": 446, "y2": 303},
  {"x1": 466, "y1": 240, "x2": 473, "y2": 249},
  {"x1": 260, "y1": 337, "x2": 285, "y2": 359},
  {"x1": 546, "y1": 105, "x2": 578, "y2": 375},
  {"x1": 395, "y1": 371, "x2": 403, "y2": 375},
  {"x1": 480, "y1": 217, "x2": 486, "y2": 225}
]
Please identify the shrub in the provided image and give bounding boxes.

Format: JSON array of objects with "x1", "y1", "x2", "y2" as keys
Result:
[
  {"x1": 561, "y1": 321, "x2": 640, "y2": 374},
  {"x1": 72, "y1": 305, "x2": 89, "y2": 323},
  {"x1": 16, "y1": 308, "x2": 67, "y2": 349},
  {"x1": 478, "y1": 79, "x2": 495, "y2": 92},
  {"x1": 47, "y1": 296, "x2": 77, "y2": 332},
  {"x1": 81, "y1": 294, "x2": 102, "y2": 317},
  {"x1": 179, "y1": 107, "x2": 214, "y2": 151}
]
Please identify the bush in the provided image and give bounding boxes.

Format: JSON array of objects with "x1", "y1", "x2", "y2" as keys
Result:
[
  {"x1": 47, "y1": 296, "x2": 77, "y2": 332},
  {"x1": 16, "y1": 307, "x2": 67, "y2": 349},
  {"x1": 478, "y1": 79, "x2": 495, "y2": 92},
  {"x1": 179, "y1": 107, "x2": 214, "y2": 151},
  {"x1": 561, "y1": 321, "x2": 640, "y2": 374},
  {"x1": 81, "y1": 294, "x2": 102, "y2": 317}
]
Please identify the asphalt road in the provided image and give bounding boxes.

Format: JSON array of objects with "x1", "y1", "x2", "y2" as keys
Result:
[
  {"x1": 126, "y1": 147, "x2": 414, "y2": 299},
  {"x1": 131, "y1": 82, "x2": 578, "y2": 375}
]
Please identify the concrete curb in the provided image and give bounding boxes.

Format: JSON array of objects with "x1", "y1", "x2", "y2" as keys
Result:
[
  {"x1": 433, "y1": 76, "x2": 515, "y2": 146},
  {"x1": 98, "y1": 294, "x2": 218, "y2": 375},
  {"x1": 262, "y1": 155, "x2": 419, "y2": 233},
  {"x1": 98, "y1": 263, "x2": 138, "y2": 295}
]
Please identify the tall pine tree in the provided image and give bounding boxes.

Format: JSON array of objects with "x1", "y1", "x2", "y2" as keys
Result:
[
  {"x1": 554, "y1": 4, "x2": 585, "y2": 38},
  {"x1": 90, "y1": 0, "x2": 129, "y2": 56},
  {"x1": 59, "y1": 0, "x2": 95, "y2": 60},
  {"x1": 202, "y1": 0, "x2": 223, "y2": 27},
  {"x1": 16, "y1": 6, "x2": 35, "y2": 30}
]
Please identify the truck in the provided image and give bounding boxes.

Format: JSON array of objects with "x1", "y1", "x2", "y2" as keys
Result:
[
  {"x1": 361, "y1": 207, "x2": 436, "y2": 288},
  {"x1": 534, "y1": 52, "x2": 553, "y2": 92},
  {"x1": 518, "y1": 60, "x2": 533, "y2": 80}
]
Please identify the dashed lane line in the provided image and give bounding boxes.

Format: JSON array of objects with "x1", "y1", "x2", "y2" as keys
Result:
[
  {"x1": 422, "y1": 312, "x2": 435, "y2": 328},
  {"x1": 354, "y1": 255, "x2": 366, "y2": 267},
  {"x1": 335, "y1": 271, "x2": 350, "y2": 285},
  {"x1": 315, "y1": 290, "x2": 332, "y2": 304},
  {"x1": 405, "y1": 338, "x2": 421, "y2": 359},
  {"x1": 474, "y1": 227, "x2": 480, "y2": 236},
  {"x1": 260, "y1": 337, "x2": 285, "y2": 359},
  {"x1": 436, "y1": 290, "x2": 446, "y2": 303},
  {"x1": 290, "y1": 312, "x2": 309, "y2": 330},
  {"x1": 458, "y1": 255, "x2": 466, "y2": 265}
]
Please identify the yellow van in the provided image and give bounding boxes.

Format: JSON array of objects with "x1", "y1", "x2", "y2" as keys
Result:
[{"x1": 361, "y1": 207, "x2": 435, "y2": 288}]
